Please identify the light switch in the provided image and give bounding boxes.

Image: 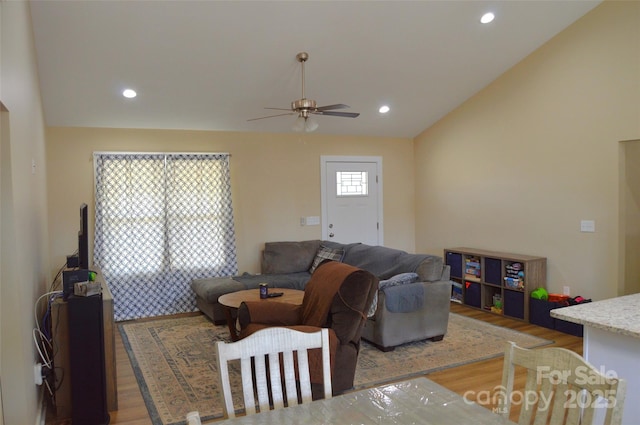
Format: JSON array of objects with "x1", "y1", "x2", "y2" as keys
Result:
[
  {"x1": 580, "y1": 220, "x2": 595, "y2": 233},
  {"x1": 306, "y1": 216, "x2": 320, "y2": 226}
]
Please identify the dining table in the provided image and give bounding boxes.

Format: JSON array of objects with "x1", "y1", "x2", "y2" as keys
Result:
[{"x1": 211, "y1": 376, "x2": 516, "y2": 424}]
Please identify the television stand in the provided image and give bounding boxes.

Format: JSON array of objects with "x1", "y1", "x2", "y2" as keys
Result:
[{"x1": 51, "y1": 268, "x2": 117, "y2": 419}]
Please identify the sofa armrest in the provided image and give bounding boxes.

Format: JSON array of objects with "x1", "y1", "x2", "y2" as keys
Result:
[
  {"x1": 238, "y1": 301, "x2": 302, "y2": 329},
  {"x1": 440, "y1": 264, "x2": 451, "y2": 282},
  {"x1": 374, "y1": 279, "x2": 451, "y2": 315},
  {"x1": 422, "y1": 279, "x2": 452, "y2": 308},
  {"x1": 364, "y1": 279, "x2": 452, "y2": 349}
]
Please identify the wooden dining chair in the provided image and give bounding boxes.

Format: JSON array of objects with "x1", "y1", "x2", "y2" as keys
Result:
[
  {"x1": 500, "y1": 341, "x2": 626, "y2": 425},
  {"x1": 215, "y1": 326, "x2": 332, "y2": 419}
]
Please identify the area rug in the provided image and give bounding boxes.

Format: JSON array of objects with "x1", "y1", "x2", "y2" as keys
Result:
[{"x1": 119, "y1": 313, "x2": 551, "y2": 425}]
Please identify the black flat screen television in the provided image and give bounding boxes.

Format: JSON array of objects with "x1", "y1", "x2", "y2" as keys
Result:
[{"x1": 78, "y1": 203, "x2": 89, "y2": 270}]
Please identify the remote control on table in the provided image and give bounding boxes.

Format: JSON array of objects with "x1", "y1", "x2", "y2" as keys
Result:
[{"x1": 267, "y1": 292, "x2": 283, "y2": 298}]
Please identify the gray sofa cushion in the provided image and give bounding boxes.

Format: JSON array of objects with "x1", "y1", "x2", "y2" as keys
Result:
[
  {"x1": 382, "y1": 282, "x2": 424, "y2": 313},
  {"x1": 378, "y1": 272, "x2": 419, "y2": 289},
  {"x1": 341, "y1": 244, "x2": 431, "y2": 280},
  {"x1": 367, "y1": 272, "x2": 420, "y2": 317},
  {"x1": 234, "y1": 271, "x2": 311, "y2": 291},
  {"x1": 261, "y1": 240, "x2": 321, "y2": 274},
  {"x1": 191, "y1": 277, "x2": 244, "y2": 303},
  {"x1": 320, "y1": 241, "x2": 444, "y2": 282},
  {"x1": 414, "y1": 255, "x2": 446, "y2": 282}
]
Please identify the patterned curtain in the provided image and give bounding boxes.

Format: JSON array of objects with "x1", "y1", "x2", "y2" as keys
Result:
[{"x1": 93, "y1": 153, "x2": 238, "y2": 321}]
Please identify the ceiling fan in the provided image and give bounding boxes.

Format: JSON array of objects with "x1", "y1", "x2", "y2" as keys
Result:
[{"x1": 248, "y1": 52, "x2": 360, "y2": 132}]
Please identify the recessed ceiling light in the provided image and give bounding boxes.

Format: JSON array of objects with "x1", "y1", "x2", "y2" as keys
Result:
[
  {"x1": 480, "y1": 12, "x2": 495, "y2": 24},
  {"x1": 379, "y1": 105, "x2": 390, "y2": 114},
  {"x1": 122, "y1": 89, "x2": 137, "y2": 98}
]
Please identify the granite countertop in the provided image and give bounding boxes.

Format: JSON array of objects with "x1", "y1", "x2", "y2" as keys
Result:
[{"x1": 550, "y1": 293, "x2": 640, "y2": 339}]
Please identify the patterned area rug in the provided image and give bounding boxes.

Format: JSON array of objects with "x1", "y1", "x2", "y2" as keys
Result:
[{"x1": 119, "y1": 313, "x2": 551, "y2": 425}]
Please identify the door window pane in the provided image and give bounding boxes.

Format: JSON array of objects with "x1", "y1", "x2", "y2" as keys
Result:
[{"x1": 336, "y1": 171, "x2": 368, "y2": 197}]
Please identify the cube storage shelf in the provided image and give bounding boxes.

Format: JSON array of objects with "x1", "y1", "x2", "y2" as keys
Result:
[{"x1": 445, "y1": 247, "x2": 546, "y2": 322}]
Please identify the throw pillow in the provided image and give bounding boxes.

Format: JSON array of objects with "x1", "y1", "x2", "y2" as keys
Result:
[
  {"x1": 378, "y1": 272, "x2": 419, "y2": 289},
  {"x1": 309, "y1": 245, "x2": 345, "y2": 274},
  {"x1": 367, "y1": 272, "x2": 420, "y2": 317}
]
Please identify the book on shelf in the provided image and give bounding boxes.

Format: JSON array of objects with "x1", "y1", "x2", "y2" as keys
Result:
[
  {"x1": 450, "y1": 281, "x2": 463, "y2": 303},
  {"x1": 504, "y1": 277, "x2": 524, "y2": 290}
]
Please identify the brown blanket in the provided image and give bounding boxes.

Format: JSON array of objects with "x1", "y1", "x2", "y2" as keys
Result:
[{"x1": 301, "y1": 261, "x2": 359, "y2": 327}]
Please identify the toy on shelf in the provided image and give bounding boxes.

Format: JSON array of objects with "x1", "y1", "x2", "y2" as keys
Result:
[
  {"x1": 504, "y1": 262, "x2": 525, "y2": 289},
  {"x1": 531, "y1": 287, "x2": 549, "y2": 300},
  {"x1": 464, "y1": 256, "x2": 481, "y2": 282}
]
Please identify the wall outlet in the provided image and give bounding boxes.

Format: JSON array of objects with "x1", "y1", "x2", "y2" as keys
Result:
[
  {"x1": 300, "y1": 216, "x2": 320, "y2": 226},
  {"x1": 563, "y1": 286, "x2": 570, "y2": 296}
]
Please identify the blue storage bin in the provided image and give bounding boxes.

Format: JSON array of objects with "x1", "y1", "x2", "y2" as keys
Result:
[
  {"x1": 529, "y1": 298, "x2": 557, "y2": 329},
  {"x1": 464, "y1": 281, "x2": 481, "y2": 308},
  {"x1": 504, "y1": 290, "x2": 524, "y2": 319},
  {"x1": 555, "y1": 319, "x2": 584, "y2": 337},
  {"x1": 484, "y1": 257, "x2": 502, "y2": 285},
  {"x1": 529, "y1": 298, "x2": 584, "y2": 336},
  {"x1": 446, "y1": 252, "x2": 463, "y2": 278}
]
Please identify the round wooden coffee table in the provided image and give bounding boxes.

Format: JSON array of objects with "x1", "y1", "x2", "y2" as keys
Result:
[{"x1": 218, "y1": 288, "x2": 304, "y2": 341}]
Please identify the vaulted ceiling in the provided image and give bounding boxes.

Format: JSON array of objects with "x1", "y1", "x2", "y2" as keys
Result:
[{"x1": 29, "y1": 1, "x2": 601, "y2": 138}]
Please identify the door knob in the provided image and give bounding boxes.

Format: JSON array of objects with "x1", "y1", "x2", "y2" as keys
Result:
[{"x1": 329, "y1": 233, "x2": 334, "y2": 238}]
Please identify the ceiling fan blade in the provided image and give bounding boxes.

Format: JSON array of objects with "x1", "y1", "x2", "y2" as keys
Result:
[
  {"x1": 264, "y1": 107, "x2": 293, "y2": 111},
  {"x1": 316, "y1": 104, "x2": 350, "y2": 111},
  {"x1": 314, "y1": 111, "x2": 360, "y2": 118},
  {"x1": 247, "y1": 112, "x2": 295, "y2": 122}
]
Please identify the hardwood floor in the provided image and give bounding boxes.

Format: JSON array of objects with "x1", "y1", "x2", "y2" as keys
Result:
[
  {"x1": 46, "y1": 302, "x2": 583, "y2": 424},
  {"x1": 429, "y1": 303, "x2": 583, "y2": 422}
]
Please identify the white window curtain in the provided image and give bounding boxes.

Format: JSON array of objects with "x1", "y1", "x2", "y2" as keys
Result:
[{"x1": 93, "y1": 153, "x2": 238, "y2": 321}]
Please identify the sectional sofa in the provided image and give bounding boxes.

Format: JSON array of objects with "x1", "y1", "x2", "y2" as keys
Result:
[{"x1": 191, "y1": 240, "x2": 451, "y2": 350}]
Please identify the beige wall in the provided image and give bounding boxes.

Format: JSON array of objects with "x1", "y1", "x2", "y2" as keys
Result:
[
  {"x1": 0, "y1": 1, "x2": 51, "y2": 423},
  {"x1": 46, "y1": 128, "x2": 415, "y2": 275},
  {"x1": 622, "y1": 140, "x2": 640, "y2": 295},
  {"x1": 415, "y1": 1, "x2": 640, "y2": 301}
]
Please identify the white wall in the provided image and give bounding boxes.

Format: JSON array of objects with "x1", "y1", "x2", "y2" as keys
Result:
[
  {"x1": 0, "y1": 1, "x2": 51, "y2": 423},
  {"x1": 415, "y1": 1, "x2": 640, "y2": 301}
]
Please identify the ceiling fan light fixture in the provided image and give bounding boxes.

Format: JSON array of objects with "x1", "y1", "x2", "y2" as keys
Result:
[
  {"x1": 305, "y1": 117, "x2": 319, "y2": 132},
  {"x1": 292, "y1": 116, "x2": 306, "y2": 132},
  {"x1": 292, "y1": 115, "x2": 318, "y2": 133}
]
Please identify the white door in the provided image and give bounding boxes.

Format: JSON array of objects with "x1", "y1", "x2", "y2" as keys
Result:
[{"x1": 321, "y1": 156, "x2": 382, "y2": 245}]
